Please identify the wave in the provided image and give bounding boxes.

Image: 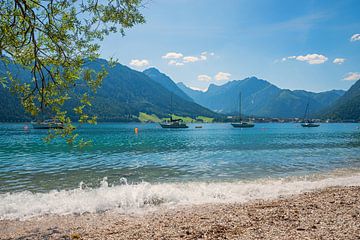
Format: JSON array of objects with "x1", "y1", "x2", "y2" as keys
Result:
[{"x1": 1, "y1": 173, "x2": 360, "y2": 220}]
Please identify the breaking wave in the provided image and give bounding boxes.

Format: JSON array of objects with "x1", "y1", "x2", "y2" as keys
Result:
[{"x1": 1, "y1": 173, "x2": 360, "y2": 220}]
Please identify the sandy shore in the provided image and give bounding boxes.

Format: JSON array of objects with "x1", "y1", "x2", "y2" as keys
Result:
[{"x1": 1, "y1": 186, "x2": 359, "y2": 240}]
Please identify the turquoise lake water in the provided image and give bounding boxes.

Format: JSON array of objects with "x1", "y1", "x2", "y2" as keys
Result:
[
  {"x1": 1, "y1": 123, "x2": 360, "y2": 192},
  {"x1": 0, "y1": 123, "x2": 360, "y2": 219}
]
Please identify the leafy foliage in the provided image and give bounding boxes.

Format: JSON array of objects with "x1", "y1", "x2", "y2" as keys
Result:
[{"x1": 0, "y1": 0, "x2": 145, "y2": 143}]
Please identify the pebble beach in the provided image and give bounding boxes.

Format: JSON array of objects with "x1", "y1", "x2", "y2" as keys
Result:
[{"x1": 1, "y1": 186, "x2": 359, "y2": 240}]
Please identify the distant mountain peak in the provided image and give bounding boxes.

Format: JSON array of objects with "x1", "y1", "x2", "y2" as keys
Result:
[
  {"x1": 243, "y1": 76, "x2": 269, "y2": 84},
  {"x1": 143, "y1": 67, "x2": 161, "y2": 74},
  {"x1": 246, "y1": 76, "x2": 259, "y2": 80},
  {"x1": 177, "y1": 82, "x2": 187, "y2": 87},
  {"x1": 143, "y1": 68, "x2": 194, "y2": 102},
  {"x1": 179, "y1": 75, "x2": 344, "y2": 118},
  {"x1": 207, "y1": 83, "x2": 222, "y2": 92}
]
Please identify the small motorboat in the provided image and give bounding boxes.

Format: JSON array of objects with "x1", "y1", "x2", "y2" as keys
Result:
[
  {"x1": 31, "y1": 119, "x2": 64, "y2": 129},
  {"x1": 301, "y1": 121, "x2": 320, "y2": 128}
]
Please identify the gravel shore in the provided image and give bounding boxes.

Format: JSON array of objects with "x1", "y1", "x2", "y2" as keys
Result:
[{"x1": 1, "y1": 186, "x2": 359, "y2": 240}]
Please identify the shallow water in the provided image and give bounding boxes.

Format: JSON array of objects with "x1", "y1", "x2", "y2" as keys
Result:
[{"x1": 0, "y1": 123, "x2": 359, "y2": 219}]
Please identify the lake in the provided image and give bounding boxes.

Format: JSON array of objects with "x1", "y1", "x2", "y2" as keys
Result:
[{"x1": 1, "y1": 123, "x2": 360, "y2": 219}]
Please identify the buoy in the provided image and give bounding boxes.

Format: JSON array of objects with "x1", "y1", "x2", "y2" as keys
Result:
[
  {"x1": 134, "y1": 127, "x2": 138, "y2": 134},
  {"x1": 23, "y1": 125, "x2": 29, "y2": 131}
]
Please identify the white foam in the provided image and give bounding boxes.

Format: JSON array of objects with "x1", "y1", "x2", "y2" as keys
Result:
[{"x1": 1, "y1": 174, "x2": 360, "y2": 220}]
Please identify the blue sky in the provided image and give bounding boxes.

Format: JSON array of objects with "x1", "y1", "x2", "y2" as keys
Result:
[{"x1": 99, "y1": 0, "x2": 360, "y2": 92}]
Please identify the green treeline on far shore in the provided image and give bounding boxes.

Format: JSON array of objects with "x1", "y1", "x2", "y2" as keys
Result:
[{"x1": 1, "y1": 112, "x2": 359, "y2": 124}]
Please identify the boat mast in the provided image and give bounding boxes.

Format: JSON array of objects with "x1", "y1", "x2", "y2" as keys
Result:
[
  {"x1": 170, "y1": 94, "x2": 173, "y2": 121},
  {"x1": 239, "y1": 92, "x2": 242, "y2": 121},
  {"x1": 303, "y1": 100, "x2": 309, "y2": 121}
]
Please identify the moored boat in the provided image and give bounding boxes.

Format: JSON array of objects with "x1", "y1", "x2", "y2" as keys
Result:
[
  {"x1": 231, "y1": 122, "x2": 255, "y2": 128},
  {"x1": 301, "y1": 101, "x2": 320, "y2": 128},
  {"x1": 231, "y1": 92, "x2": 255, "y2": 128},
  {"x1": 301, "y1": 121, "x2": 320, "y2": 128},
  {"x1": 160, "y1": 117, "x2": 189, "y2": 128},
  {"x1": 31, "y1": 119, "x2": 64, "y2": 129},
  {"x1": 160, "y1": 94, "x2": 189, "y2": 129}
]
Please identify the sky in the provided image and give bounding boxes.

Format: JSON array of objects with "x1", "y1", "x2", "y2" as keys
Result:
[{"x1": 99, "y1": 0, "x2": 360, "y2": 92}]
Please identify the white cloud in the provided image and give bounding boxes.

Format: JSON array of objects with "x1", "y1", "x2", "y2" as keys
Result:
[
  {"x1": 129, "y1": 59, "x2": 149, "y2": 68},
  {"x1": 168, "y1": 60, "x2": 184, "y2": 66},
  {"x1": 183, "y1": 56, "x2": 200, "y2": 63},
  {"x1": 343, "y1": 72, "x2": 360, "y2": 81},
  {"x1": 295, "y1": 54, "x2": 328, "y2": 64},
  {"x1": 200, "y1": 55, "x2": 207, "y2": 61},
  {"x1": 200, "y1": 51, "x2": 215, "y2": 59},
  {"x1": 200, "y1": 52, "x2": 208, "y2": 60},
  {"x1": 162, "y1": 52, "x2": 183, "y2": 59},
  {"x1": 185, "y1": 52, "x2": 212, "y2": 62},
  {"x1": 197, "y1": 74, "x2": 212, "y2": 82},
  {"x1": 350, "y1": 34, "x2": 360, "y2": 42},
  {"x1": 281, "y1": 56, "x2": 297, "y2": 62},
  {"x1": 164, "y1": 51, "x2": 214, "y2": 65},
  {"x1": 333, "y1": 58, "x2": 346, "y2": 64},
  {"x1": 283, "y1": 54, "x2": 328, "y2": 64},
  {"x1": 215, "y1": 72, "x2": 231, "y2": 81}
]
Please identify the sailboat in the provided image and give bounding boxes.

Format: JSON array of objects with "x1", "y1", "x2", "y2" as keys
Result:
[
  {"x1": 231, "y1": 92, "x2": 255, "y2": 128},
  {"x1": 301, "y1": 101, "x2": 320, "y2": 128},
  {"x1": 159, "y1": 94, "x2": 189, "y2": 129}
]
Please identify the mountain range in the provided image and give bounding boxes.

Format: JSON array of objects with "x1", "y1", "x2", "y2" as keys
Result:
[
  {"x1": 323, "y1": 79, "x2": 360, "y2": 120},
  {"x1": 177, "y1": 77, "x2": 346, "y2": 118},
  {"x1": 0, "y1": 59, "x2": 218, "y2": 122},
  {"x1": 0, "y1": 58, "x2": 359, "y2": 122}
]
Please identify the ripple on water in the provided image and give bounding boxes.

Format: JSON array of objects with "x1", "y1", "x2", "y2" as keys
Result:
[{"x1": 0, "y1": 123, "x2": 359, "y2": 192}]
